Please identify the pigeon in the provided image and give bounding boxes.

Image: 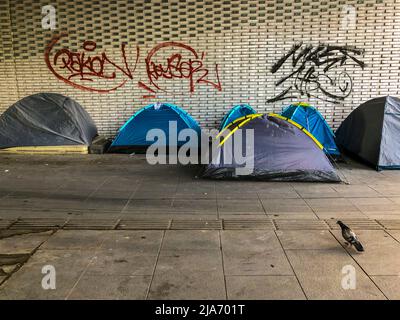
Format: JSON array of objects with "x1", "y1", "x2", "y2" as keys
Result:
[{"x1": 337, "y1": 221, "x2": 364, "y2": 252}]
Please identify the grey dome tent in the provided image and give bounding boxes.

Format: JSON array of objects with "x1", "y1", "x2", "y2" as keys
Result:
[
  {"x1": 336, "y1": 96, "x2": 400, "y2": 170},
  {"x1": 202, "y1": 113, "x2": 340, "y2": 182},
  {"x1": 0, "y1": 93, "x2": 97, "y2": 153}
]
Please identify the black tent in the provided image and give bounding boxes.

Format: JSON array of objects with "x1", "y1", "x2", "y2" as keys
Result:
[
  {"x1": 0, "y1": 93, "x2": 97, "y2": 151},
  {"x1": 336, "y1": 96, "x2": 400, "y2": 170},
  {"x1": 203, "y1": 114, "x2": 340, "y2": 182}
]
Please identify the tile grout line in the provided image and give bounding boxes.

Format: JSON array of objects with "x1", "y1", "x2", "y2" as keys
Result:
[
  {"x1": 218, "y1": 230, "x2": 228, "y2": 300},
  {"x1": 294, "y1": 187, "x2": 322, "y2": 220},
  {"x1": 328, "y1": 229, "x2": 389, "y2": 300},
  {"x1": 383, "y1": 228, "x2": 400, "y2": 245},
  {"x1": 64, "y1": 234, "x2": 107, "y2": 300},
  {"x1": 273, "y1": 230, "x2": 309, "y2": 300},
  {"x1": 215, "y1": 182, "x2": 220, "y2": 220},
  {"x1": 170, "y1": 177, "x2": 180, "y2": 208},
  {"x1": 256, "y1": 192, "x2": 268, "y2": 218},
  {"x1": 83, "y1": 177, "x2": 111, "y2": 202},
  {"x1": 145, "y1": 229, "x2": 166, "y2": 300},
  {"x1": 119, "y1": 180, "x2": 142, "y2": 217}
]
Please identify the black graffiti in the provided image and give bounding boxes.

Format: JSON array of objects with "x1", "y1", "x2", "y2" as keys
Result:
[{"x1": 267, "y1": 42, "x2": 365, "y2": 103}]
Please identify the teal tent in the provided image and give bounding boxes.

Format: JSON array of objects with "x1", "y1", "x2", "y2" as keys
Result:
[
  {"x1": 219, "y1": 104, "x2": 256, "y2": 131},
  {"x1": 108, "y1": 103, "x2": 201, "y2": 153},
  {"x1": 281, "y1": 103, "x2": 340, "y2": 156}
]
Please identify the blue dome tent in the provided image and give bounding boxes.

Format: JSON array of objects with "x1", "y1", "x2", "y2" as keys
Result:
[
  {"x1": 219, "y1": 104, "x2": 256, "y2": 131},
  {"x1": 108, "y1": 103, "x2": 201, "y2": 153},
  {"x1": 281, "y1": 103, "x2": 340, "y2": 156}
]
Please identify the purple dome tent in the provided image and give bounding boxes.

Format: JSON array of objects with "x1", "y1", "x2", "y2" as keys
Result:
[{"x1": 202, "y1": 114, "x2": 340, "y2": 182}]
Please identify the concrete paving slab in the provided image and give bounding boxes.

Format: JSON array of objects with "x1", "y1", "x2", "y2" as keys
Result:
[
  {"x1": 226, "y1": 275, "x2": 306, "y2": 300},
  {"x1": 286, "y1": 249, "x2": 386, "y2": 300},
  {"x1": 0, "y1": 231, "x2": 52, "y2": 254},
  {"x1": 41, "y1": 230, "x2": 105, "y2": 250},
  {"x1": 175, "y1": 183, "x2": 216, "y2": 199},
  {"x1": 100, "y1": 230, "x2": 163, "y2": 252},
  {"x1": 67, "y1": 274, "x2": 151, "y2": 300},
  {"x1": 216, "y1": 193, "x2": 260, "y2": 200},
  {"x1": 157, "y1": 250, "x2": 222, "y2": 273},
  {"x1": 121, "y1": 213, "x2": 217, "y2": 220},
  {"x1": 50, "y1": 188, "x2": 96, "y2": 200},
  {"x1": 256, "y1": 184, "x2": 299, "y2": 199},
  {"x1": 148, "y1": 271, "x2": 226, "y2": 300},
  {"x1": 174, "y1": 192, "x2": 216, "y2": 200},
  {"x1": 348, "y1": 197, "x2": 400, "y2": 213},
  {"x1": 332, "y1": 185, "x2": 381, "y2": 198},
  {"x1": 268, "y1": 213, "x2": 318, "y2": 219},
  {"x1": 0, "y1": 249, "x2": 95, "y2": 299},
  {"x1": 131, "y1": 192, "x2": 176, "y2": 200},
  {"x1": 258, "y1": 192, "x2": 300, "y2": 199},
  {"x1": 261, "y1": 198, "x2": 312, "y2": 214},
  {"x1": 0, "y1": 197, "x2": 87, "y2": 211},
  {"x1": 306, "y1": 198, "x2": 361, "y2": 213},
  {"x1": 82, "y1": 231, "x2": 163, "y2": 276},
  {"x1": 221, "y1": 230, "x2": 293, "y2": 275},
  {"x1": 217, "y1": 199, "x2": 265, "y2": 214},
  {"x1": 276, "y1": 230, "x2": 341, "y2": 250},
  {"x1": 348, "y1": 197, "x2": 393, "y2": 206},
  {"x1": 369, "y1": 185, "x2": 400, "y2": 196},
  {"x1": 86, "y1": 250, "x2": 158, "y2": 276},
  {"x1": 370, "y1": 276, "x2": 400, "y2": 300},
  {"x1": 315, "y1": 212, "x2": 369, "y2": 220},
  {"x1": 172, "y1": 199, "x2": 218, "y2": 213},
  {"x1": 3, "y1": 155, "x2": 400, "y2": 300},
  {"x1": 363, "y1": 213, "x2": 400, "y2": 220},
  {"x1": 162, "y1": 230, "x2": 219, "y2": 251},
  {"x1": 332, "y1": 230, "x2": 400, "y2": 276},
  {"x1": 220, "y1": 214, "x2": 272, "y2": 220},
  {"x1": 292, "y1": 184, "x2": 339, "y2": 198},
  {"x1": 80, "y1": 198, "x2": 129, "y2": 212}
]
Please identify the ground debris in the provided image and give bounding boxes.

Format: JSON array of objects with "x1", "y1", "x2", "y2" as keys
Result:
[
  {"x1": 0, "y1": 229, "x2": 53, "y2": 239},
  {"x1": 0, "y1": 254, "x2": 30, "y2": 266}
]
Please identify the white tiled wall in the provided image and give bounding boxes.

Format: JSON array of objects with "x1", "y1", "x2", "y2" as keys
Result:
[{"x1": 0, "y1": 0, "x2": 398, "y2": 137}]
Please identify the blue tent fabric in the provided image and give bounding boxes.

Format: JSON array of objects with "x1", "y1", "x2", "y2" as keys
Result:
[
  {"x1": 281, "y1": 104, "x2": 340, "y2": 156},
  {"x1": 109, "y1": 103, "x2": 201, "y2": 153},
  {"x1": 219, "y1": 105, "x2": 256, "y2": 130}
]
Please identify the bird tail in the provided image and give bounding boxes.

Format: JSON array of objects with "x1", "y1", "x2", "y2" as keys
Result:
[{"x1": 353, "y1": 241, "x2": 364, "y2": 252}]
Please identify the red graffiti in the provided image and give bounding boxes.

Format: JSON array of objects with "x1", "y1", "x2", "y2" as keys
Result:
[
  {"x1": 44, "y1": 34, "x2": 139, "y2": 93},
  {"x1": 45, "y1": 35, "x2": 222, "y2": 97},
  {"x1": 140, "y1": 41, "x2": 222, "y2": 97}
]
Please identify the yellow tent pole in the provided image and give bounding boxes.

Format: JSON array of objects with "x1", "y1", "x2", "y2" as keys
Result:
[
  {"x1": 292, "y1": 102, "x2": 312, "y2": 107},
  {"x1": 217, "y1": 113, "x2": 263, "y2": 138},
  {"x1": 219, "y1": 115, "x2": 262, "y2": 146}
]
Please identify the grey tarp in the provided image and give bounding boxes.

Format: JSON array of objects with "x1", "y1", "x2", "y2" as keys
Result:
[
  {"x1": 0, "y1": 93, "x2": 98, "y2": 149},
  {"x1": 336, "y1": 96, "x2": 400, "y2": 170},
  {"x1": 202, "y1": 114, "x2": 341, "y2": 182}
]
